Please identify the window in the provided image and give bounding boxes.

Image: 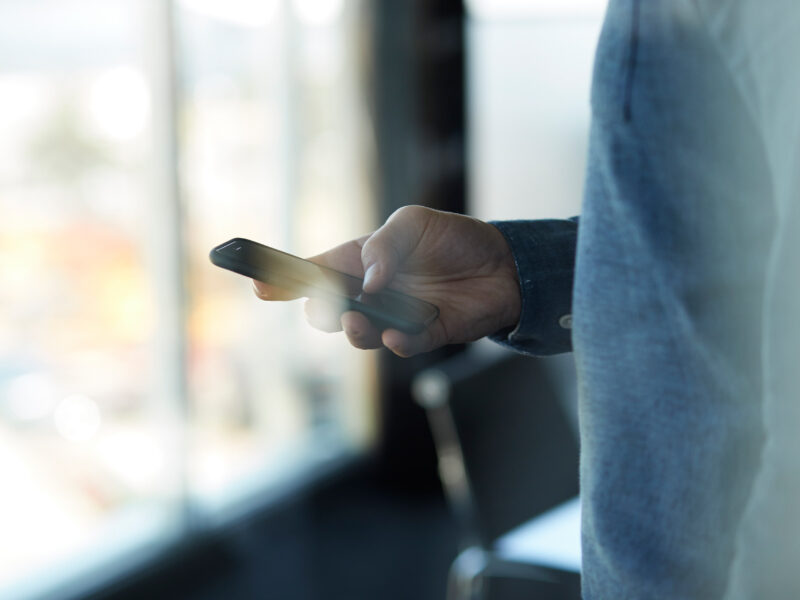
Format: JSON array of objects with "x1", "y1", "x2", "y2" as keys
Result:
[
  {"x1": 0, "y1": 1, "x2": 375, "y2": 597},
  {"x1": 467, "y1": 0, "x2": 607, "y2": 20},
  {"x1": 466, "y1": 0, "x2": 608, "y2": 220}
]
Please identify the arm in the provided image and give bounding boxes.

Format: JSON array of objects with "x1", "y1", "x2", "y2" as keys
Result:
[{"x1": 254, "y1": 206, "x2": 578, "y2": 357}]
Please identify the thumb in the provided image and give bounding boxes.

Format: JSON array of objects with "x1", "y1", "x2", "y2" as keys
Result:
[{"x1": 360, "y1": 206, "x2": 431, "y2": 293}]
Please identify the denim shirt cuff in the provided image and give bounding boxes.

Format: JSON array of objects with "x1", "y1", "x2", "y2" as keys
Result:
[{"x1": 487, "y1": 219, "x2": 578, "y2": 356}]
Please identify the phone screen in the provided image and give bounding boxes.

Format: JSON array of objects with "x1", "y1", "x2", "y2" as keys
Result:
[{"x1": 210, "y1": 238, "x2": 439, "y2": 334}]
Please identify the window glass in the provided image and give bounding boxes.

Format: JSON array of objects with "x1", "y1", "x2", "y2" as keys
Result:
[
  {"x1": 179, "y1": 0, "x2": 376, "y2": 512},
  {"x1": 0, "y1": 0, "x2": 375, "y2": 595},
  {"x1": 466, "y1": 0, "x2": 608, "y2": 19},
  {"x1": 467, "y1": 0, "x2": 607, "y2": 220},
  {"x1": 0, "y1": 2, "x2": 182, "y2": 596}
]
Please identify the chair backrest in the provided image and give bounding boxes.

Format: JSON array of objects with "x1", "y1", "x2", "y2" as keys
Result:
[{"x1": 413, "y1": 345, "x2": 579, "y2": 548}]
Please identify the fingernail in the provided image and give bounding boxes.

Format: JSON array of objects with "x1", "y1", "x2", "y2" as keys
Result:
[
  {"x1": 363, "y1": 264, "x2": 378, "y2": 291},
  {"x1": 253, "y1": 281, "x2": 267, "y2": 298}
]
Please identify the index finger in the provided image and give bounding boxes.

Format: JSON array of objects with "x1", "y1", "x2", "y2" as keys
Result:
[
  {"x1": 252, "y1": 279, "x2": 301, "y2": 301},
  {"x1": 253, "y1": 234, "x2": 372, "y2": 302}
]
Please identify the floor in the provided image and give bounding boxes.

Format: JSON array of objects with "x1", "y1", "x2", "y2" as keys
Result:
[{"x1": 94, "y1": 466, "x2": 460, "y2": 600}]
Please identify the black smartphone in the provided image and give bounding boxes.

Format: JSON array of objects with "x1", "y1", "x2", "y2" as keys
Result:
[{"x1": 209, "y1": 237, "x2": 439, "y2": 334}]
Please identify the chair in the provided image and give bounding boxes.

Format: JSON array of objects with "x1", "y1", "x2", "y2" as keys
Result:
[{"x1": 412, "y1": 342, "x2": 581, "y2": 600}]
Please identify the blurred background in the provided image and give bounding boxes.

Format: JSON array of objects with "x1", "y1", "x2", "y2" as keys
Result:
[{"x1": 0, "y1": 0, "x2": 604, "y2": 598}]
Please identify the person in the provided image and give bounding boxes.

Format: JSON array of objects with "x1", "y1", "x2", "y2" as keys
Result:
[{"x1": 254, "y1": 1, "x2": 800, "y2": 597}]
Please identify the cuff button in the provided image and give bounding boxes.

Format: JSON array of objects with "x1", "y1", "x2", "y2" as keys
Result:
[{"x1": 558, "y1": 314, "x2": 573, "y2": 330}]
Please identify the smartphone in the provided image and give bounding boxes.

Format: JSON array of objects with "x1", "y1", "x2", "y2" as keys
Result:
[{"x1": 209, "y1": 237, "x2": 439, "y2": 334}]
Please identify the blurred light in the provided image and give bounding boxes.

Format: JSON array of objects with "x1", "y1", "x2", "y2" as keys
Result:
[
  {"x1": 4, "y1": 373, "x2": 59, "y2": 422},
  {"x1": 0, "y1": 77, "x2": 47, "y2": 132},
  {"x1": 292, "y1": 0, "x2": 344, "y2": 27},
  {"x1": 301, "y1": 34, "x2": 343, "y2": 83},
  {"x1": 467, "y1": 0, "x2": 608, "y2": 19},
  {"x1": 305, "y1": 129, "x2": 342, "y2": 180},
  {"x1": 97, "y1": 431, "x2": 165, "y2": 491},
  {"x1": 178, "y1": 0, "x2": 279, "y2": 28},
  {"x1": 86, "y1": 66, "x2": 150, "y2": 142},
  {"x1": 53, "y1": 394, "x2": 102, "y2": 443}
]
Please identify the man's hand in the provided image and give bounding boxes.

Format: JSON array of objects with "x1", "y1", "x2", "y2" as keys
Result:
[{"x1": 253, "y1": 206, "x2": 521, "y2": 357}]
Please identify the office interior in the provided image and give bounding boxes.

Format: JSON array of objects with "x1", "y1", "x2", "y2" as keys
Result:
[{"x1": 0, "y1": 1, "x2": 605, "y2": 599}]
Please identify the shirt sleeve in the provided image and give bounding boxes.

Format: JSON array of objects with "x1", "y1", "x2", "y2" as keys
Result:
[{"x1": 487, "y1": 218, "x2": 578, "y2": 356}]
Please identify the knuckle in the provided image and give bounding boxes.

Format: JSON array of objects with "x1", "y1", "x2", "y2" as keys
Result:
[{"x1": 391, "y1": 204, "x2": 430, "y2": 223}]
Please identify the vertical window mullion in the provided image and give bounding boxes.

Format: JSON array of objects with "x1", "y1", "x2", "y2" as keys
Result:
[{"x1": 143, "y1": 0, "x2": 192, "y2": 533}]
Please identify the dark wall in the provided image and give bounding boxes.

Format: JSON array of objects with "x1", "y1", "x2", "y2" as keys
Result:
[
  {"x1": 372, "y1": 0, "x2": 466, "y2": 216},
  {"x1": 370, "y1": 0, "x2": 468, "y2": 491}
]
